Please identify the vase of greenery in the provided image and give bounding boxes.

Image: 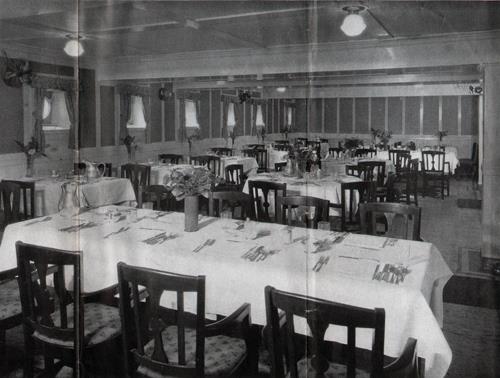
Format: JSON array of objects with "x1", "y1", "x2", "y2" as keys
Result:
[
  {"x1": 123, "y1": 134, "x2": 137, "y2": 162},
  {"x1": 15, "y1": 137, "x2": 47, "y2": 177}
]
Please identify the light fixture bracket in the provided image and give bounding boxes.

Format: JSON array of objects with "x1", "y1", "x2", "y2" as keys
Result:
[{"x1": 342, "y1": 5, "x2": 367, "y2": 14}]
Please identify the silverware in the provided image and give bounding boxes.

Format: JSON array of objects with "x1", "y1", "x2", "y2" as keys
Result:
[
  {"x1": 104, "y1": 226, "x2": 130, "y2": 239},
  {"x1": 193, "y1": 239, "x2": 215, "y2": 253},
  {"x1": 313, "y1": 256, "x2": 330, "y2": 272},
  {"x1": 372, "y1": 264, "x2": 380, "y2": 280},
  {"x1": 25, "y1": 216, "x2": 52, "y2": 226}
]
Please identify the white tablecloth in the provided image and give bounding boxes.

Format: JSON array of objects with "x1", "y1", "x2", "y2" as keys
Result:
[
  {"x1": 321, "y1": 157, "x2": 395, "y2": 179},
  {"x1": 0, "y1": 206, "x2": 452, "y2": 378},
  {"x1": 268, "y1": 148, "x2": 289, "y2": 169},
  {"x1": 7, "y1": 176, "x2": 136, "y2": 216},
  {"x1": 377, "y1": 149, "x2": 459, "y2": 174}
]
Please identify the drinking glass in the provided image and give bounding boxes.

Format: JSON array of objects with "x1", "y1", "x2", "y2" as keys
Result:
[{"x1": 317, "y1": 221, "x2": 331, "y2": 231}]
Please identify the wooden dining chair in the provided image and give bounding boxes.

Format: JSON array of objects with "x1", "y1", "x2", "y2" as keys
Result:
[
  {"x1": 319, "y1": 138, "x2": 329, "y2": 144},
  {"x1": 138, "y1": 185, "x2": 176, "y2": 211},
  {"x1": 328, "y1": 147, "x2": 343, "y2": 159},
  {"x1": 276, "y1": 195, "x2": 330, "y2": 229},
  {"x1": 396, "y1": 158, "x2": 419, "y2": 206},
  {"x1": 158, "y1": 154, "x2": 183, "y2": 164},
  {"x1": 330, "y1": 181, "x2": 375, "y2": 232},
  {"x1": 265, "y1": 286, "x2": 423, "y2": 378},
  {"x1": 0, "y1": 181, "x2": 21, "y2": 228},
  {"x1": 306, "y1": 140, "x2": 320, "y2": 149},
  {"x1": 360, "y1": 202, "x2": 422, "y2": 241},
  {"x1": 117, "y1": 262, "x2": 259, "y2": 378},
  {"x1": 2, "y1": 180, "x2": 35, "y2": 221},
  {"x1": 421, "y1": 151, "x2": 449, "y2": 199},
  {"x1": 73, "y1": 162, "x2": 86, "y2": 175},
  {"x1": 190, "y1": 155, "x2": 222, "y2": 177},
  {"x1": 248, "y1": 180, "x2": 286, "y2": 223},
  {"x1": 273, "y1": 144, "x2": 290, "y2": 152},
  {"x1": 246, "y1": 144, "x2": 265, "y2": 149},
  {"x1": 208, "y1": 191, "x2": 255, "y2": 220},
  {"x1": 295, "y1": 137, "x2": 308, "y2": 146},
  {"x1": 121, "y1": 163, "x2": 151, "y2": 199},
  {"x1": 243, "y1": 149, "x2": 268, "y2": 173},
  {"x1": 16, "y1": 241, "x2": 122, "y2": 377},
  {"x1": 458, "y1": 142, "x2": 478, "y2": 180},
  {"x1": 225, "y1": 164, "x2": 245, "y2": 191},
  {"x1": 355, "y1": 148, "x2": 377, "y2": 158},
  {"x1": 211, "y1": 147, "x2": 233, "y2": 156},
  {"x1": 389, "y1": 150, "x2": 410, "y2": 172},
  {"x1": 274, "y1": 140, "x2": 290, "y2": 145}
]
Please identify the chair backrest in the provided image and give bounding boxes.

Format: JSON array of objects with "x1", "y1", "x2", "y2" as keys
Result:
[
  {"x1": 210, "y1": 147, "x2": 233, "y2": 156},
  {"x1": 117, "y1": 262, "x2": 206, "y2": 377},
  {"x1": 0, "y1": 181, "x2": 21, "y2": 224},
  {"x1": 208, "y1": 191, "x2": 254, "y2": 220},
  {"x1": 274, "y1": 144, "x2": 290, "y2": 152},
  {"x1": 16, "y1": 242, "x2": 83, "y2": 354},
  {"x1": 158, "y1": 154, "x2": 183, "y2": 164},
  {"x1": 97, "y1": 162, "x2": 113, "y2": 177},
  {"x1": 421, "y1": 151, "x2": 445, "y2": 173},
  {"x1": 396, "y1": 153, "x2": 412, "y2": 174},
  {"x1": 340, "y1": 181, "x2": 375, "y2": 231},
  {"x1": 328, "y1": 147, "x2": 343, "y2": 158},
  {"x1": 248, "y1": 180, "x2": 286, "y2": 223},
  {"x1": 190, "y1": 155, "x2": 222, "y2": 177},
  {"x1": 345, "y1": 164, "x2": 362, "y2": 177},
  {"x1": 276, "y1": 195, "x2": 330, "y2": 229},
  {"x1": 265, "y1": 286, "x2": 385, "y2": 378},
  {"x1": 274, "y1": 140, "x2": 290, "y2": 145},
  {"x1": 358, "y1": 161, "x2": 386, "y2": 187},
  {"x1": 225, "y1": 164, "x2": 245, "y2": 189},
  {"x1": 360, "y1": 202, "x2": 422, "y2": 241},
  {"x1": 388, "y1": 150, "x2": 410, "y2": 168},
  {"x1": 2, "y1": 180, "x2": 35, "y2": 220},
  {"x1": 471, "y1": 142, "x2": 478, "y2": 162},
  {"x1": 246, "y1": 144, "x2": 265, "y2": 149},
  {"x1": 355, "y1": 148, "x2": 377, "y2": 158},
  {"x1": 121, "y1": 164, "x2": 151, "y2": 198},
  {"x1": 138, "y1": 185, "x2": 173, "y2": 210},
  {"x1": 253, "y1": 149, "x2": 268, "y2": 172}
]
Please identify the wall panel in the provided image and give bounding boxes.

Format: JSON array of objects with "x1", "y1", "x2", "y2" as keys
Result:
[
  {"x1": 371, "y1": 97, "x2": 386, "y2": 132},
  {"x1": 388, "y1": 97, "x2": 403, "y2": 134},
  {"x1": 324, "y1": 98, "x2": 337, "y2": 133},
  {"x1": 461, "y1": 96, "x2": 478, "y2": 135},
  {"x1": 0, "y1": 81, "x2": 23, "y2": 154},
  {"x1": 164, "y1": 96, "x2": 176, "y2": 141},
  {"x1": 211, "y1": 90, "x2": 221, "y2": 138},
  {"x1": 354, "y1": 98, "x2": 369, "y2": 134},
  {"x1": 442, "y1": 96, "x2": 458, "y2": 135},
  {"x1": 78, "y1": 68, "x2": 96, "y2": 148},
  {"x1": 339, "y1": 98, "x2": 353, "y2": 133},
  {"x1": 100, "y1": 86, "x2": 115, "y2": 146},
  {"x1": 295, "y1": 99, "x2": 308, "y2": 132},
  {"x1": 273, "y1": 99, "x2": 279, "y2": 134},
  {"x1": 404, "y1": 97, "x2": 420, "y2": 135},
  {"x1": 309, "y1": 99, "x2": 323, "y2": 133},
  {"x1": 423, "y1": 96, "x2": 439, "y2": 135},
  {"x1": 244, "y1": 102, "x2": 251, "y2": 135},
  {"x1": 149, "y1": 84, "x2": 162, "y2": 143},
  {"x1": 266, "y1": 100, "x2": 273, "y2": 134},
  {"x1": 199, "y1": 90, "x2": 210, "y2": 139}
]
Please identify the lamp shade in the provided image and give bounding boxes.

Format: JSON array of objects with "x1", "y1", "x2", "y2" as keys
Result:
[
  {"x1": 340, "y1": 13, "x2": 367, "y2": 37},
  {"x1": 63, "y1": 39, "x2": 84, "y2": 57}
]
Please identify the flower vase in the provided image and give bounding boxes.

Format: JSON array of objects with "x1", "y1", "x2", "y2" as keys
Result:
[
  {"x1": 25, "y1": 156, "x2": 34, "y2": 177},
  {"x1": 128, "y1": 148, "x2": 136, "y2": 162},
  {"x1": 184, "y1": 195, "x2": 199, "y2": 232}
]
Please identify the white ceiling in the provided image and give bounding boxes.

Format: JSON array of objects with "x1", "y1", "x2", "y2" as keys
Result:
[{"x1": 1, "y1": 1, "x2": 500, "y2": 60}]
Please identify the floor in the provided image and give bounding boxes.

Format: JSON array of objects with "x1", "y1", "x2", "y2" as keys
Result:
[{"x1": 2, "y1": 178, "x2": 499, "y2": 377}]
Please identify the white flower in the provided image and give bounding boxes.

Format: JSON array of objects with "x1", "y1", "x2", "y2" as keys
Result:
[{"x1": 28, "y1": 148, "x2": 36, "y2": 155}]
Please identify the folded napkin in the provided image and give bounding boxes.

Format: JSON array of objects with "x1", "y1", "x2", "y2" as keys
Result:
[{"x1": 343, "y1": 234, "x2": 387, "y2": 250}]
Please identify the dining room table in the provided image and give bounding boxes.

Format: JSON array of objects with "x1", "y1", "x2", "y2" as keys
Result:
[
  {"x1": 149, "y1": 155, "x2": 259, "y2": 185},
  {"x1": 320, "y1": 156, "x2": 395, "y2": 178},
  {"x1": 377, "y1": 148, "x2": 460, "y2": 174},
  {"x1": 0, "y1": 205, "x2": 452, "y2": 378},
  {"x1": 3, "y1": 175, "x2": 136, "y2": 217}
]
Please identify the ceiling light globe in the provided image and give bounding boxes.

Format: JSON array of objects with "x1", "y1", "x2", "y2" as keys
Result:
[
  {"x1": 341, "y1": 14, "x2": 367, "y2": 37},
  {"x1": 64, "y1": 39, "x2": 84, "y2": 57}
]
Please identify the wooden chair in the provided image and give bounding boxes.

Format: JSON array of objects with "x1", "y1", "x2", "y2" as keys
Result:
[
  {"x1": 330, "y1": 181, "x2": 375, "y2": 232},
  {"x1": 159, "y1": 154, "x2": 183, "y2": 164},
  {"x1": 421, "y1": 151, "x2": 449, "y2": 199},
  {"x1": 360, "y1": 202, "x2": 422, "y2": 241},
  {"x1": 211, "y1": 147, "x2": 233, "y2": 156},
  {"x1": 397, "y1": 158, "x2": 419, "y2": 206},
  {"x1": 388, "y1": 150, "x2": 410, "y2": 173},
  {"x1": 138, "y1": 185, "x2": 176, "y2": 211},
  {"x1": 458, "y1": 142, "x2": 478, "y2": 180},
  {"x1": 225, "y1": 164, "x2": 245, "y2": 191},
  {"x1": 274, "y1": 162, "x2": 287, "y2": 172},
  {"x1": 265, "y1": 286, "x2": 423, "y2": 378},
  {"x1": 16, "y1": 242, "x2": 122, "y2": 377},
  {"x1": 0, "y1": 267, "x2": 23, "y2": 372},
  {"x1": 121, "y1": 163, "x2": 151, "y2": 199},
  {"x1": 190, "y1": 155, "x2": 222, "y2": 177},
  {"x1": 117, "y1": 262, "x2": 259, "y2": 377},
  {"x1": 248, "y1": 180, "x2": 286, "y2": 223},
  {"x1": 276, "y1": 195, "x2": 330, "y2": 229},
  {"x1": 2, "y1": 180, "x2": 35, "y2": 220},
  {"x1": 243, "y1": 149, "x2": 268, "y2": 173},
  {"x1": 274, "y1": 140, "x2": 290, "y2": 145},
  {"x1": 358, "y1": 161, "x2": 386, "y2": 188},
  {"x1": 328, "y1": 147, "x2": 343, "y2": 159},
  {"x1": 295, "y1": 137, "x2": 308, "y2": 146},
  {"x1": 306, "y1": 140, "x2": 320, "y2": 149},
  {"x1": 355, "y1": 148, "x2": 377, "y2": 158},
  {"x1": 319, "y1": 138, "x2": 329, "y2": 144},
  {"x1": 246, "y1": 144, "x2": 264, "y2": 149},
  {"x1": 0, "y1": 181, "x2": 21, "y2": 227},
  {"x1": 274, "y1": 144, "x2": 290, "y2": 152},
  {"x1": 208, "y1": 191, "x2": 255, "y2": 220}
]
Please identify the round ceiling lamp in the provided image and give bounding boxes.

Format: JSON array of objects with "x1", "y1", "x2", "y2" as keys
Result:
[
  {"x1": 341, "y1": 5, "x2": 367, "y2": 37},
  {"x1": 64, "y1": 36, "x2": 84, "y2": 57}
]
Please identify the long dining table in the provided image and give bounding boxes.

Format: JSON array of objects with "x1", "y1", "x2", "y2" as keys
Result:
[{"x1": 0, "y1": 205, "x2": 452, "y2": 378}]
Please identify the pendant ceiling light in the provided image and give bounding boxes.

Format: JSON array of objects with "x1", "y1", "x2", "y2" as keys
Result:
[
  {"x1": 64, "y1": 36, "x2": 84, "y2": 57},
  {"x1": 341, "y1": 5, "x2": 367, "y2": 37}
]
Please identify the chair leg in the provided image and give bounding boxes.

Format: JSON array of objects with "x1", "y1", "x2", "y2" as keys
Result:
[
  {"x1": 0, "y1": 329, "x2": 6, "y2": 373},
  {"x1": 23, "y1": 327, "x2": 34, "y2": 378}
]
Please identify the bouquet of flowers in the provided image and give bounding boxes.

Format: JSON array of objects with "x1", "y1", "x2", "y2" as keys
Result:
[
  {"x1": 229, "y1": 129, "x2": 237, "y2": 146},
  {"x1": 370, "y1": 129, "x2": 393, "y2": 149},
  {"x1": 165, "y1": 166, "x2": 222, "y2": 200},
  {"x1": 15, "y1": 136, "x2": 47, "y2": 159},
  {"x1": 123, "y1": 134, "x2": 137, "y2": 154},
  {"x1": 280, "y1": 125, "x2": 291, "y2": 140},
  {"x1": 257, "y1": 126, "x2": 266, "y2": 143},
  {"x1": 436, "y1": 130, "x2": 448, "y2": 142},
  {"x1": 344, "y1": 138, "x2": 363, "y2": 150},
  {"x1": 187, "y1": 128, "x2": 200, "y2": 153}
]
